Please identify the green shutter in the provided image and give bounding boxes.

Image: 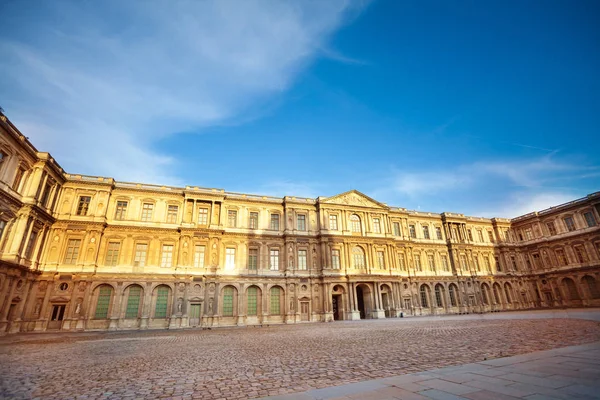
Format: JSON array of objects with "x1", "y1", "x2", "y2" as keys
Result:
[
  {"x1": 94, "y1": 286, "x2": 112, "y2": 319},
  {"x1": 223, "y1": 287, "x2": 234, "y2": 316},
  {"x1": 270, "y1": 287, "x2": 280, "y2": 315},
  {"x1": 247, "y1": 287, "x2": 257, "y2": 316},
  {"x1": 155, "y1": 287, "x2": 169, "y2": 318},
  {"x1": 125, "y1": 286, "x2": 142, "y2": 318}
]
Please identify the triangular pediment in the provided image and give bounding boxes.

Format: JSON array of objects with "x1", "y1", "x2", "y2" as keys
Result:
[{"x1": 320, "y1": 190, "x2": 388, "y2": 209}]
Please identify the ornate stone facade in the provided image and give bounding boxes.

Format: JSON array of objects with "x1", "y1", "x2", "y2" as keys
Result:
[{"x1": 1, "y1": 111, "x2": 599, "y2": 334}]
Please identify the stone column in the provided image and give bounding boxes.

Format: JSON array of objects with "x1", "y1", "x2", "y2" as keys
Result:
[
  {"x1": 108, "y1": 283, "x2": 123, "y2": 330},
  {"x1": 237, "y1": 283, "x2": 245, "y2": 326},
  {"x1": 34, "y1": 280, "x2": 53, "y2": 331},
  {"x1": 0, "y1": 277, "x2": 18, "y2": 332}
]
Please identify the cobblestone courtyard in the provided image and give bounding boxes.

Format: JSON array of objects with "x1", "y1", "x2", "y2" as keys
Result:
[{"x1": 1, "y1": 313, "x2": 600, "y2": 400}]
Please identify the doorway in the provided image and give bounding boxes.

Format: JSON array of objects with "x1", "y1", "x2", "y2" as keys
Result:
[
  {"x1": 332, "y1": 295, "x2": 342, "y2": 320},
  {"x1": 356, "y1": 285, "x2": 371, "y2": 319},
  {"x1": 189, "y1": 303, "x2": 201, "y2": 327},
  {"x1": 403, "y1": 298, "x2": 412, "y2": 315},
  {"x1": 300, "y1": 301, "x2": 310, "y2": 321},
  {"x1": 47, "y1": 304, "x2": 66, "y2": 330}
]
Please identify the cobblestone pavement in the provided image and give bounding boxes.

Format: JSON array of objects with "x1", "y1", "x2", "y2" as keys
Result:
[{"x1": 1, "y1": 314, "x2": 600, "y2": 400}]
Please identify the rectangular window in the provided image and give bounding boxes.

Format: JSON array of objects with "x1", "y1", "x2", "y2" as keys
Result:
[
  {"x1": 423, "y1": 226, "x2": 430, "y2": 239},
  {"x1": 329, "y1": 215, "x2": 338, "y2": 230},
  {"x1": 467, "y1": 229, "x2": 473, "y2": 241},
  {"x1": 584, "y1": 211, "x2": 597, "y2": 227},
  {"x1": 226, "y1": 248, "x2": 236, "y2": 270},
  {"x1": 194, "y1": 245, "x2": 205, "y2": 268},
  {"x1": 270, "y1": 214, "x2": 280, "y2": 230},
  {"x1": 556, "y1": 248, "x2": 567, "y2": 265},
  {"x1": 115, "y1": 201, "x2": 128, "y2": 220},
  {"x1": 477, "y1": 230, "x2": 484, "y2": 242},
  {"x1": 298, "y1": 249, "x2": 307, "y2": 270},
  {"x1": 574, "y1": 245, "x2": 588, "y2": 263},
  {"x1": 270, "y1": 249, "x2": 279, "y2": 270},
  {"x1": 228, "y1": 210, "x2": 237, "y2": 228},
  {"x1": 134, "y1": 243, "x2": 148, "y2": 267},
  {"x1": 64, "y1": 239, "x2": 81, "y2": 264},
  {"x1": 77, "y1": 196, "x2": 91, "y2": 216},
  {"x1": 125, "y1": 286, "x2": 142, "y2": 318},
  {"x1": 441, "y1": 255, "x2": 449, "y2": 271},
  {"x1": 12, "y1": 168, "x2": 25, "y2": 191},
  {"x1": 409, "y1": 224, "x2": 416, "y2": 238},
  {"x1": 398, "y1": 253, "x2": 406, "y2": 270},
  {"x1": 427, "y1": 254, "x2": 435, "y2": 271},
  {"x1": 197, "y1": 208, "x2": 208, "y2": 225},
  {"x1": 484, "y1": 256, "x2": 491, "y2": 272},
  {"x1": 40, "y1": 182, "x2": 52, "y2": 207},
  {"x1": 222, "y1": 287, "x2": 234, "y2": 316},
  {"x1": 460, "y1": 255, "x2": 467, "y2": 270},
  {"x1": 393, "y1": 222, "x2": 401, "y2": 236},
  {"x1": 24, "y1": 230, "x2": 38, "y2": 259},
  {"x1": 331, "y1": 249, "x2": 340, "y2": 269},
  {"x1": 436, "y1": 227, "x2": 443, "y2": 240},
  {"x1": 377, "y1": 251, "x2": 385, "y2": 269},
  {"x1": 297, "y1": 215, "x2": 306, "y2": 231},
  {"x1": 495, "y1": 256, "x2": 502, "y2": 272},
  {"x1": 524, "y1": 228, "x2": 533, "y2": 240},
  {"x1": 546, "y1": 221, "x2": 557, "y2": 236},
  {"x1": 248, "y1": 248, "x2": 258, "y2": 270},
  {"x1": 166, "y1": 205, "x2": 178, "y2": 223},
  {"x1": 414, "y1": 255, "x2": 422, "y2": 271},
  {"x1": 105, "y1": 241, "x2": 120, "y2": 266},
  {"x1": 532, "y1": 253, "x2": 542, "y2": 269},
  {"x1": 564, "y1": 216, "x2": 576, "y2": 232},
  {"x1": 373, "y1": 218, "x2": 381, "y2": 233},
  {"x1": 249, "y1": 212, "x2": 259, "y2": 229},
  {"x1": 488, "y1": 230, "x2": 495, "y2": 242},
  {"x1": 474, "y1": 256, "x2": 480, "y2": 271},
  {"x1": 511, "y1": 256, "x2": 518, "y2": 271},
  {"x1": 141, "y1": 203, "x2": 154, "y2": 222},
  {"x1": 161, "y1": 244, "x2": 174, "y2": 268}
]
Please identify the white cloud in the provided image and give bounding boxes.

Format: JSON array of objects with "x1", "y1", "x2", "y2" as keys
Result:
[
  {"x1": 0, "y1": 0, "x2": 363, "y2": 184},
  {"x1": 477, "y1": 191, "x2": 577, "y2": 219}
]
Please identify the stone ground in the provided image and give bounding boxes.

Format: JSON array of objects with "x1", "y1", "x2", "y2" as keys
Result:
[{"x1": 1, "y1": 310, "x2": 600, "y2": 400}]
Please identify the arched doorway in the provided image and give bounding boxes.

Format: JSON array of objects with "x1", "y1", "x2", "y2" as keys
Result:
[
  {"x1": 331, "y1": 285, "x2": 345, "y2": 321},
  {"x1": 356, "y1": 284, "x2": 372, "y2": 319}
]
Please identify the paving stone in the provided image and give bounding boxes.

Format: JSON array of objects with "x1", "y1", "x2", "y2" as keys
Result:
[
  {"x1": 416, "y1": 389, "x2": 468, "y2": 400},
  {"x1": 1, "y1": 315, "x2": 599, "y2": 400}
]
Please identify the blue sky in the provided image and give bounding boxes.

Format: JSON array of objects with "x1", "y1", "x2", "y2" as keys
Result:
[{"x1": 1, "y1": 0, "x2": 599, "y2": 218}]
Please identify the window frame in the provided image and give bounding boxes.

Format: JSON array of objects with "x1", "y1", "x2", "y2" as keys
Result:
[
  {"x1": 76, "y1": 196, "x2": 92, "y2": 216},
  {"x1": 140, "y1": 202, "x2": 154, "y2": 222}
]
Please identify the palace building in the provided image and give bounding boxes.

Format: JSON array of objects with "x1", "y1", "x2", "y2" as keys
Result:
[{"x1": 1, "y1": 111, "x2": 599, "y2": 334}]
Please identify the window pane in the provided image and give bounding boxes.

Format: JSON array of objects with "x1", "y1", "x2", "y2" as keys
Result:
[
  {"x1": 249, "y1": 212, "x2": 258, "y2": 229},
  {"x1": 194, "y1": 245, "x2": 205, "y2": 268},
  {"x1": 141, "y1": 203, "x2": 154, "y2": 222},
  {"x1": 270, "y1": 214, "x2": 280, "y2": 230},
  {"x1": 125, "y1": 286, "x2": 141, "y2": 318},
  {"x1": 223, "y1": 287, "x2": 234, "y2": 316},
  {"x1": 115, "y1": 201, "x2": 128, "y2": 220},
  {"x1": 167, "y1": 205, "x2": 178, "y2": 223},
  {"x1": 297, "y1": 215, "x2": 306, "y2": 231},
  {"x1": 106, "y1": 242, "x2": 120, "y2": 266},
  {"x1": 94, "y1": 286, "x2": 112, "y2": 319},
  {"x1": 298, "y1": 250, "x2": 307, "y2": 270},
  {"x1": 77, "y1": 196, "x2": 91, "y2": 216},
  {"x1": 161, "y1": 244, "x2": 174, "y2": 267},
  {"x1": 270, "y1": 249, "x2": 279, "y2": 270},
  {"x1": 226, "y1": 248, "x2": 236, "y2": 270},
  {"x1": 270, "y1": 287, "x2": 281, "y2": 315},
  {"x1": 64, "y1": 239, "x2": 81, "y2": 264},
  {"x1": 134, "y1": 243, "x2": 148, "y2": 266},
  {"x1": 584, "y1": 212, "x2": 597, "y2": 227},
  {"x1": 228, "y1": 210, "x2": 237, "y2": 227},
  {"x1": 198, "y1": 208, "x2": 208, "y2": 225},
  {"x1": 155, "y1": 287, "x2": 169, "y2": 318},
  {"x1": 332, "y1": 249, "x2": 340, "y2": 269},
  {"x1": 247, "y1": 287, "x2": 258, "y2": 315},
  {"x1": 248, "y1": 248, "x2": 258, "y2": 270}
]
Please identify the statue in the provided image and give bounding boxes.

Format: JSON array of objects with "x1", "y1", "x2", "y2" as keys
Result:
[
  {"x1": 177, "y1": 298, "x2": 183, "y2": 313},
  {"x1": 208, "y1": 297, "x2": 214, "y2": 315},
  {"x1": 34, "y1": 300, "x2": 42, "y2": 316},
  {"x1": 75, "y1": 301, "x2": 82, "y2": 315}
]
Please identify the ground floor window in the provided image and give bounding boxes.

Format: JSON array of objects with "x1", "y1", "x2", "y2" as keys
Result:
[
  {"x1": 94, "y1": 286, "x2": 112, "y2": 319},
  {"x1": 155, "y1": 287, "x2": 169, "y2": 318}
]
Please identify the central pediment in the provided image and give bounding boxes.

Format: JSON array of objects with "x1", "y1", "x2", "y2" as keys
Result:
[{"x1": 320, "y1": 190, "x2": 388, "y2": 209}]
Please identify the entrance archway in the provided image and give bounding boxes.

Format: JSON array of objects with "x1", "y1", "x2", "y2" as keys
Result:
[
  {"x1": 356, "y1": 284, "x2": 372, "y2": 319},
  {"x1": 331, "y1": 285, "x2": 345, "y2": 320}
]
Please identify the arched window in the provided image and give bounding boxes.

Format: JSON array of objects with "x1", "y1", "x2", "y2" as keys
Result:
[
  {"x1": 247, "y1": 286, "x2": 258, "y2": 316},
  {"x1": 270, "y1": 286, "x2": 282, "y2": 315},
  {"x1": 449, "y1": 284, "x2": 458, "y2": 307},
  {"x1": 563, "y1": 278, "x2": 580, "y2": 300},
  {"x1": 434, "y1": 284, "x2": 444, "y2": 308},
  {"x1": 583, "y1": 276, "x2": 600, "y2": 299},
  {"x1": 504, "y1": 283, "x2": 513, "y2": 303},
  {"x1": 420, "y1": 285, "x2": 429, "y2": 308},
  {"x1": 352, "y1": 246, "x2": 366, "y2": 268},
  {"x1": 94, "y1": 285, "x2": 113, "y2": 319},
  {"x1": 493, "y1": 283, "x2": 502, "y2": 304},
  {"x1": 223, "y1": 286, "x2": 234, "y2": 316},
  {"x1": 350, "y1": 214, "x2": 361, "y2": 233},
  {"x1": 155, "y1": 286, "x2": 170, "y2": 318},
  {"x1": 125, "y1": 285, "x2": 142, "y2": 318},
  {"x1": 481, "y1": 284, "x2": 490, "y2": 305}
]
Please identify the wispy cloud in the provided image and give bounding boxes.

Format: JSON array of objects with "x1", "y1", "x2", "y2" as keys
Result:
[
  {"x1": 374, "y1": 153, "x2": 599, "y2": 217},
  {"x1": 0, "y1": 0, "x2": 364, "y2": 184}
]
